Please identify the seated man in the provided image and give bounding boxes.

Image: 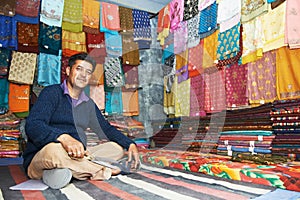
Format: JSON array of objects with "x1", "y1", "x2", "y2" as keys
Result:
[{"x1": 22, "y1": 52, "x2": 140, "y2": 189}]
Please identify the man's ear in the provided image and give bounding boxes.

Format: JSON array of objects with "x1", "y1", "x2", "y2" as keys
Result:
[{"x1": 66, "y1": 66, "x2": 70, "y2": 76}]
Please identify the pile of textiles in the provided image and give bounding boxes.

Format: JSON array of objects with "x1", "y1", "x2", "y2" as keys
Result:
[
  {"x1": 0, "y1": 112, "x2": 22, "y2": 158},
  {"x1": 271, "y1": 99, "x2": 300, "y2": 160},
  {"x1": 138, "y1": 148, "x2": 300, "y2": 192}
]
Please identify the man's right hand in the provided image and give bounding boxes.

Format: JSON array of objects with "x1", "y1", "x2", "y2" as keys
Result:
[{"x1": 57, "y1": 134, "x2": 85, "y2": 158}]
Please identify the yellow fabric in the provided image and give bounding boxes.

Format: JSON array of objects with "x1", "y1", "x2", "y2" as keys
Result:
[
  {"x1": 175, "y1": 77, "x2": 190, "y2": 117},
  {"x1": 175, "y1": 50, "x2": 188, "y2": 70},
  {"x1": 122, "y1": 90, "x2": 139, "y2": 116},
  {"x1": 82, "y1": 0, "x2": 100, "y2": 29},
  {"x1": 202, "y1": 30, "x2": 218, "y2": 69},
  {"x1": 163, "y1": 77, "x2": 175, "y2": 115},
  {"x1": 62, "y1": 0, "x2": 83, "y2": 32},
  {"x1": 62, "y1": 30, "x2": 87, "y2": 57},
  {"x1": 276, "y1": 47, "x2": 300, "y2": 100}
]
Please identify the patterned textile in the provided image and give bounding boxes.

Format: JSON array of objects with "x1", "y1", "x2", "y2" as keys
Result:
[
  {"x1": 157, "y1": 5, "x2": 170, "y2": 46},
  {"x1": 82, "y1": 0, "x2": 100, "y2": 31},
  {"x1": 0, "y1": 15, "x2": 17, "y2": 50},
  {"x1": 85, "y1": 32, "x2": 106, "y2": 63},
  {"x1": 38, "y1": 23, "x2": 62, "y2": 55},
  {"x1": 242, "y1": 16, "x2": 264, "y2": 64},
  {"x1": 202, "y1": 30, "x2": 218, "y2": 69},
  {"x1": 163, "y1": 54, "x2": 176, "y2": 93},
  {"x1": 198, "y1": 1, "x2": 218, "y2": 39},
  {"x1": 225, "y1": 63, "x2": 248, "y2": 108},
  {"x1": 37, "y1": 53, "x2": 61, "y2": 86},
  {"x1": 284, "y1": 0, "x2": 300, "y2": 49},
  {"x1": 122, "y1": 64, "x2": 139, "y2": 90},
  {"x1": 104, "y1": 87, "x2": 123, "y2": 115},
  {"x1": 40, "y1": 0, "x2": 64, "y2": 27},
  {"x1": 190, "y1": 74, "x2": 206, "y2": 117},
  {"x1": 241, "y1": 0, "x2": 268, "y2": 23},
  {"x1": 118, "y1": 7, "x2": 133, "y2": 31},
  {"x1": 121, "y1": 89, "x2": 139, "y2": 116},
  {"x1": 17, "y1": 22, "x2": 39, "y2": 53},
  {"x1": 0, "y1": 163, "x2": 274, "y2": 200},
  {"x1": 0, "y1": 79, "x2": 9, "y2": 108},
  {"x1": 217, "y1": 0, "x2": 241, "y2": 31},
  {"x1": 187, "y1": 13, "x2": 200, "y2": 48},
  {"x1": 8, "y1": 83, "x2": 30, "y2": 113},
  {"x1": 276, "y1": 47, "x2": 300, "y2": 100},
  {"x1": 0, "y1": 0, "x2": 16, "y2": 17},
  {"x1": 175, "y1": 77, "x2": 190, "y2": 117},
  {"x1": 247, "y1": 50, "x2": 276, "y2": 104},
  {"x1": 62, "y1": 0, "x2": 83, "y2": 32},
  {"x1": 0, "y1": 48, "x2": 11, "y2": 78},
  {"x1": 183, "y1": 0, "x2": 199, "y2": 21},
  {"x1": 15, "y1": 0, "x2": 40, "y2": 18},
  {"x1": 188, "y1": 40, "x2": 203, "y2": 77},
  {"x1": 121, "y1": 32, "x2": 140, "y2": 66},
  {"x1": 61, "y1": 30, "x2": 86, "y2": 57},
  {"x1": 104, "y1": 31, "x2": 122, "y2": 57},
  {"x1": 89, "y1": 63, "x2": 104, "y2": 85},
  {"x1": 175, "y1": 49, "x2": 188, "y2": 70},
  {"x1": 132, "y1": 9, "x2": 151, "y2": 49},
  {"x1": 174, "y1": 21, "x2": 188, "y2": 54},
  {"x1": 261, "y1": 1, "x2": 286, "y2": 52},
  {"x1": 89, "y1": 84, "x2": 105, "y2": 110},
  {"x1": 8, "y1": 51, "x2": 37, "y2": 85},
  {"x1": 198, "y1": 0, "x2": 215, "y2": 11},
  {"x1": 169, "y1": 0, "x2": 184, "y2": 32},
  {"x1": 100, "y1": 2, "x2": 120, "y2": 32},
  {"x1": 104, "y1": 57, "x2": 124, "y2": 87},
  {"x1": 176, "y1": 65, "x2": 189, "y2": 83}
]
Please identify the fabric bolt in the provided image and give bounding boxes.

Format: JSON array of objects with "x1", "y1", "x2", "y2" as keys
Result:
[
  {"x1": 0, "y1": 15, "x2": 17, "y2": 50},
  {"x1": 17, "y1": 22, "x2": 39, "y2": 53},
  {"x1": 225, "y1": 63, "x2": 248, "y2": 108},
  {"x1": 122, "y1": 89, "x2": 139, "y2": 116},
  {"x1": 37, "y1": 53, "x2": 61, "y2": 86},
  {"x1": 190, "y1": 74, "x2": 206, "y2": 117},
  {"x1": 85, "y1": 32, "x2": 106, "y2": 63},
  {"x1": 169, "y1": 0, "x2": 184, "y2": 32},
  {"x1": 121, "y1": 32, "x2": 140, "y2": 66},
  {"x1": 105, "y1": 31, "x2": 122, "y2": 57},
  {"x1": 187, "y1": 13, "x2": 200, "y2": 48},
  {"x1": 119, "y1": 7, "x2": 133, "y2": 31},
  {"x1": 62, "y1": 0, "x2": 83, "y2": 32},
  {"x1": 89, "y1": 63, "x2": 104, "y2": 86},
  {"x1": 105, "y1": 87, "x2": 123, "y2": 115},
  {"x1": 122, "y1": 64, "x2": 139, "y2": 90},
  {"x1": 104, "y1": 57, "x2": 124, "y2": 87},
  {"x1": 40, "y1": 0, "x2": 64, "y2": 27},
  {"x1": 202, "y1": 30, "x2": 218, "y2": 69},
  {"x1": 247, "y1": 50, "x2": 276, "y2": 104},
  {"x1": 89, "y1": 84, "x2": 105, "y2": 110},
  {"x1": 175, "y1": 77, "x2": 190, "y2": 117},
  {"x1": 15, "y1": 0, "x2": 40, "y2": 18},
  {"x1": 175, "y1": 49, "x2": 188, "y2": 70},
  {"x1": 132, "y1": 9, "x2": 151, "y2": 49},
  {"x1": 100, "y1": 2, "x2": 120, "y2": 32},
  {"x1": 0, "y1": 0, "x2": 16, "y2": 17},
  {"x1": 174, "y1": 21, "x2": 188, "y2": 54},
  {"x1": 261, "y1": 1, "x2": 286, "y2": 52},
  {"x1": 198, "y1": 0, "x2": 215, "y2": 11},
  {"x1": 183, "y1": 0, "x2": 199, "y2": 21},
  {"x1": 276, "y1": 47, "x2": 300, "y2": 100},
  {"x1": 8, "y1": 82, "x2": 30, "y2": 113},
  {"x1": 176, "y1": 65, "x2": 189, "y2": 83},
  {"x1": 188, "y1": 40, "x2": 203, "y2": 77},
  {"x1": 8, "y1": 51, "x2": 37, "y2": 85},
  {"x1": 157, "y1": 4, "x2": 170, "y2": 46},
  {"x1": 198, "y1": 1, "x2": 218, "y2": 39},
  {"x1": 241, "y1": 0, "x2": 268, "y2": 23},
  {"x1": 62, "y1": 30, "x2": 86, "y2": 57},
  {"x1": 38, "y1": 23, "x2": 62, "y2": 55},
  {"x1": 284, "y1": 0, "x2": 300, "y2": 49},
  {"x1": 0, "y1": 79, "x2": 9, "y2": 108},
  {"x1": 82, "y1": 0, "x2": 100, "y2": 30},
  {"x1": 242, "y1": 16, "x2": 264, "y2": 64}
]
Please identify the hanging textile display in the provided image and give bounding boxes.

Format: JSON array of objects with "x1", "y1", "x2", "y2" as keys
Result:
[{"x1": 104, "y1": 56, "x2": 124, "y2": 87}]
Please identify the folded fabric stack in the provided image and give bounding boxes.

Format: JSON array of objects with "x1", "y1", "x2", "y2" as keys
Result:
[
  {"x1": 0, "y1": 112, "x2": 22, "y2": 158},
  {"x1": 271, "y1": 99, "x2": 300, "y2": 160}
]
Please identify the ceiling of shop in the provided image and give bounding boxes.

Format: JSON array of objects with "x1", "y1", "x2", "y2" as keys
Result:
[{"x1": 98, "y1": 0, "x2": 172, "y2": 14}]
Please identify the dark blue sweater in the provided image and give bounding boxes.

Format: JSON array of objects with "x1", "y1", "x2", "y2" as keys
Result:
[{"x1": 23, "y1": 84, "x2": 134, "y2": 172}]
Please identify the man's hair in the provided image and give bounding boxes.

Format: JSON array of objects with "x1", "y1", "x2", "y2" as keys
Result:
[{"x1": 68, "y1": 52, "x2": 97, "y2": 72}]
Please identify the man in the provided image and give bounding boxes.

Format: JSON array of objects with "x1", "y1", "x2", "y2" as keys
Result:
[{"x1": 23, "y1": 52, "x2": 140, "y2": 189}]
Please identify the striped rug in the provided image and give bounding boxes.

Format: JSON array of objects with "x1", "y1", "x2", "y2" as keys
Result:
[{"x1": 0, "y1": 164, "x2": 274, "y2": 200}]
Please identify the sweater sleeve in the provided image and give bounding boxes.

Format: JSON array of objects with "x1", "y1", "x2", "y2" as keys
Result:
[
  {"x1": 91, "y1": 103, "x2": 135, "y2": 150},
  {"x1": 25, "y1": 85, "x2": 66, "y2": 149}
]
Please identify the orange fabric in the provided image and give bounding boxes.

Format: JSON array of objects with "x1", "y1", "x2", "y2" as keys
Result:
[
  {"x1": 8, "y1": 83, "x2": 30, "y2": 113},
  {"x1": 122, "y1": 89, "x2": 139, "y2": 116}
]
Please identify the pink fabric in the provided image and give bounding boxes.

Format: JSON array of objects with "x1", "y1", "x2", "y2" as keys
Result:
[
  {"x1": 285, "y1": 0, "x2": 300, "y2": 49},
  {"x1": 101, "y1": 2, "x2": 120, "y2": 31},
  {"x1": 190, "y1": 75, "x2": 206, "y2": 117},
  {"x1": 188, "y1": 40, "x2": 204, "y2": 77},
  {"x1": 90, "y1": 84, "x2": 105, "y2": 110},
  {"x1": 174, "y1": 21, "x2": 188, "y2": 54},
  {"x1": 169, "y1": 0, "x2": 184, "y2": 32},
  {"x1": 225, "y1": 63, "x2": 248, "y2": 108}
]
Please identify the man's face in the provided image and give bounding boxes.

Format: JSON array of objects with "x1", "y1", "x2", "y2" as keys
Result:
[{"x1": 66, "y1": 60, "x2": 93, "y2": 89}]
